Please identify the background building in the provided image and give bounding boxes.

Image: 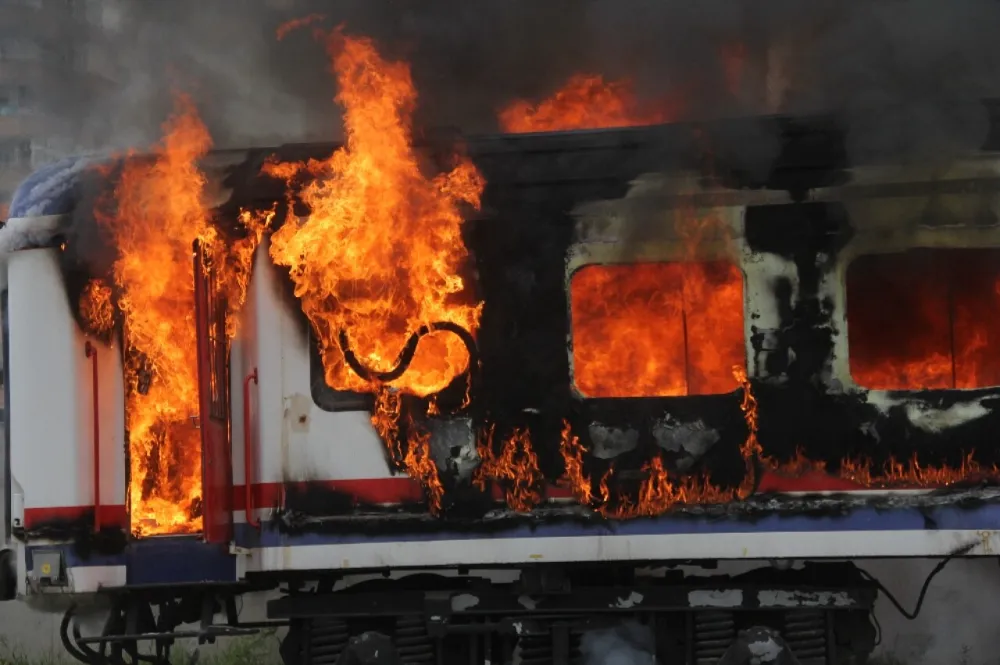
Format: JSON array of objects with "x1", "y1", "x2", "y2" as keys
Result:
[{"x1": 0, "y1": 0, "x2": 121, "y2": 217}]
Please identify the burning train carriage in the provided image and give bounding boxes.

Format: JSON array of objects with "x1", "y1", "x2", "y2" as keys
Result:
[{"x1": 2, "y1": 109, "x2": 1000, "y2": 664}]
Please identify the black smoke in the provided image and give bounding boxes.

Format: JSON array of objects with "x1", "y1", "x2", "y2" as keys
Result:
[{"x1": 49, "y1": 0, "x2": 1000, "y2": 171}]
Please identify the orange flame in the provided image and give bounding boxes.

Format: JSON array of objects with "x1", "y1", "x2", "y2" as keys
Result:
[
  {"x1": 79, "y1": 278, "x2": 114, "y2": 337},
  {"x1": 570, "y1": 261, "x2": 745, "y2": 397},
  {"x1": 733, "y1": 365, "x2": 762, "y2": 498},
  {"x1": 371, "y1": 388, "x2": 403, "y2": 460},
  {"x1": 265, "y1": 31, "x2": 485, "y2": 398},
  {"x1": 847, "y1": 249, "x2": 1000, "y2": 390},
  {"x1": 761, "y1": 447, "x2": 1000, "y2": 492},
  {"x1": 558, "y1": 420, "x2": 592, "y2": 504},
  {"x1": 371, "y1": 387, "x2": 445, "y2": 513},
  {"x1": 475, "y1": 425, "x2": 543, "y2": 513},
  {"x1": 555, "y1": 420, "x2": 738, "y2": 518},
  {"x1": 498, "y1": 74, "x2": 673, "y2": 133},
  {"x1": 764, "y1": 448, "x2": 827, "y2": 478},
  {"x1": 838, "y1": 451, "x2": 999, "y2": 489},
  {"x1": 276, "y1": 13, "x2": 325, "y2": 41},
  {"x1": 81, "y1": 96, "x2": 266, "y2": 536},
  {"x1": 219, "y1": 208, "x2": 274, "y2": 337},
  {"x1": 92, "y1": 95, "x2": 214, "y2": 535},
  {"x1": 600, "y1": 456, "x2": 733, "y2": 519}
]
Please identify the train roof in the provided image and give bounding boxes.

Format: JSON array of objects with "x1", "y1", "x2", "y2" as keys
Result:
[{"x1": 9, "y1": 98, "x2": 1000, "y2": 224}]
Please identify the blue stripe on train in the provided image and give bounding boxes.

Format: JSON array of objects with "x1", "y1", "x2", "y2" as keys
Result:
[
  {"x1": 28, "y1": 536, "x2": 235, "y2": 581},
  {"x1": 233, "y1": 501, "x2": 1000, "y2": 548},
  {"x1": 37, "y1": 501, "x2": 1000, "y2": 572}
]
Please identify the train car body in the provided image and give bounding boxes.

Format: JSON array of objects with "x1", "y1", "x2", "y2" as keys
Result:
[{"x1": 3, "y1": 109, "x2": 1000, "y2": 664}]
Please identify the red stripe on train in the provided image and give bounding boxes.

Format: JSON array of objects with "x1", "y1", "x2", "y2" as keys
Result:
[
  {"x1": 22, "y1": 505, "x2": 129, "y2": 530},
  {"x1": 22, "y1": 472, "x2": 869, "y2": 528},
  {"x1": 231, "y1": 478, "x2": 425, "y2": 511}
]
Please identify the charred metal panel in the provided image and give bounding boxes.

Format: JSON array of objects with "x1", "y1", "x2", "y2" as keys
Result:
[
  {"x1": 31, "y1": 102, "x2": 1000, "y2": 531},
  {"x1": 243, "y1": 113, "x2": 1000, "y2": 521}
]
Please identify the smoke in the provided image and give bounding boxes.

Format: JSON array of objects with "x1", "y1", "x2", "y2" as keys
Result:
[
  {"x1": 39, "y1": 1, "x2": 1000, "y2": 171},
  {"x1": 60, "y1": 1, "x2": 329, "y2": 152},
  {"x1": 579, "y1": 621, "x2": 659, "y2": 665}
]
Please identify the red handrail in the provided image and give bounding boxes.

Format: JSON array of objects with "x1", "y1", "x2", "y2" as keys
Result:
[
  {"x1": 243, "y1": 368, "x2": 259, "y2": 529},
  {"x1": 84, "y1": 341, "x2": 100, "y2": 532}
]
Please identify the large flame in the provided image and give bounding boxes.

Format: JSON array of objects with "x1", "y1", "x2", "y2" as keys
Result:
[
  {"x1": 371, "y1": 388, "x2": 444, "y2": 513},
  {"x1": 266, "y1": 31, "x2": 485, "y2": 398},
  {"x1": 79, "y1": 278, "x2": 114, "y2": 337},
  {"x1": 474, "y1": 425, "x2": 544, "y2": 513},
  {"x1": 93, "y1": 95, "x2": 214, "y2": 535},
  {"x1": 83, "y1": 97, "x2": 265, "y2": 536},
  {"x1": 498, "y1": 74, "x2": 673, "y2": 133}
]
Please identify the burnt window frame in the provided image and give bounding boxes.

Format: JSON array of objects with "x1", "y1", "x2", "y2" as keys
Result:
[
  {"x1": 566, "y1": 258, "x2": 748, "y2": 400},
  {"x1": 845, "y1": 246, "x2": 1000, "y2": 392},
  {"x1": 203, "y1": 257, "x2": 229, "y2": 422}
]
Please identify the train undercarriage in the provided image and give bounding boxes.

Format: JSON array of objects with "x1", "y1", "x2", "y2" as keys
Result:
[{"x1": 58, "y1": 561, "x2": 882, "y2": 665}]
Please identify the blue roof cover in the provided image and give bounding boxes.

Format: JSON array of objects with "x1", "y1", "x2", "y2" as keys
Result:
[{"x1": 8, "y1": 155, "x2": 103, "y2": 219}]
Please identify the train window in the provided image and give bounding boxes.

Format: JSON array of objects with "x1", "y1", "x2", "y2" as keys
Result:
[
  {"x1": 569, "y1": 261, "x2": 746, "y2": 398},
  {"x1": 847, "y1": 248, "x2": 1000, "y2": 390}
]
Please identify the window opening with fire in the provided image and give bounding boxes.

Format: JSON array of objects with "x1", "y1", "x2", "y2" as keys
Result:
[
  {"x1": 569, "y1": 261, "x2": 746, "y2": 398},
  {"x1": 203, "y1": 256, "x2": 228, "y2": 422},
  {"x1": 847, "y1": 248, "x2": 1000, "y2": 390}
]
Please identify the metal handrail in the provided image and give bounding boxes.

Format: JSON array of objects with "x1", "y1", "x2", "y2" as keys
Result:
[
  {"x1": 243, "y1": 369, "x2": 259, "y2": 529},
  {"x1": 84, "y1": 341, "x2": 100, "y2": 532}
]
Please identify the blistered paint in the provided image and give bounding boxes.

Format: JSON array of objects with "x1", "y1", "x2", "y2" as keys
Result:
[
  {"x1": 612, "y1": 591, "x2": 644, "y2": 609},
  {"x1": 588, "y1": 423, "x2": 639, "y2": 459},
  {"x1": 285, "y1": 394, "x2": 312, "y2": 434},
  {"x1": 517, "y1": 595, "x2": 537, "y2": 610},
  {"x1": 743, "y1": 252, "x2": 799, "y2": 380},
  {"x1": 757, "y1": 589, "x2": 853, "y2": 608},
  {"x1": 747, "y1": 636, "x2": 784, "y2": 661},
  {"x1": 652, "y1": 416, "x2": 720, "y2": 470},
  {"x1": 428, "y1": 418, "x2": 479, "y2": 481},
  {"x1": 904, "y1": 401, "x2": 991, "y2": 434},
  {"x1": 688, "y1": 589, "x2": 744, "y2": 608},
  {"x1": 451, "y1": 593, "x2": 480, "y2": 611}
]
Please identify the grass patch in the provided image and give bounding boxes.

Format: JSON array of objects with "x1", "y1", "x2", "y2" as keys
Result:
[
  {"x1": 174, "y1": 632, "x2": 280, "y2": 665},
  {"x1": 0, "y1": 632, "x2": 280, "y2": 665},
  {"x1": 0, "y1": 635, "x2": 65, "y2": 665}
]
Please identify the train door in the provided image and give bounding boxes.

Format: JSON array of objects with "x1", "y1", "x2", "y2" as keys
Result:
[
  {"x1": 194, "y1": 241, "x2": 233, "y2": 546},
  {"x1": 0, "y1": 288, "x2": 14, "y2": 599}
]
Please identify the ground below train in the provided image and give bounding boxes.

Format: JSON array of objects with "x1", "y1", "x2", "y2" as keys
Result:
[{"x1": 0, "y1": 559, "x2": 996, "y2": 665}]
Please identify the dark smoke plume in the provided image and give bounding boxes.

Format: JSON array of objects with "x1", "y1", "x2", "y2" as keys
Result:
[{"x1": 47, "y1": 0, "x2": 1000, "y2": 171}]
